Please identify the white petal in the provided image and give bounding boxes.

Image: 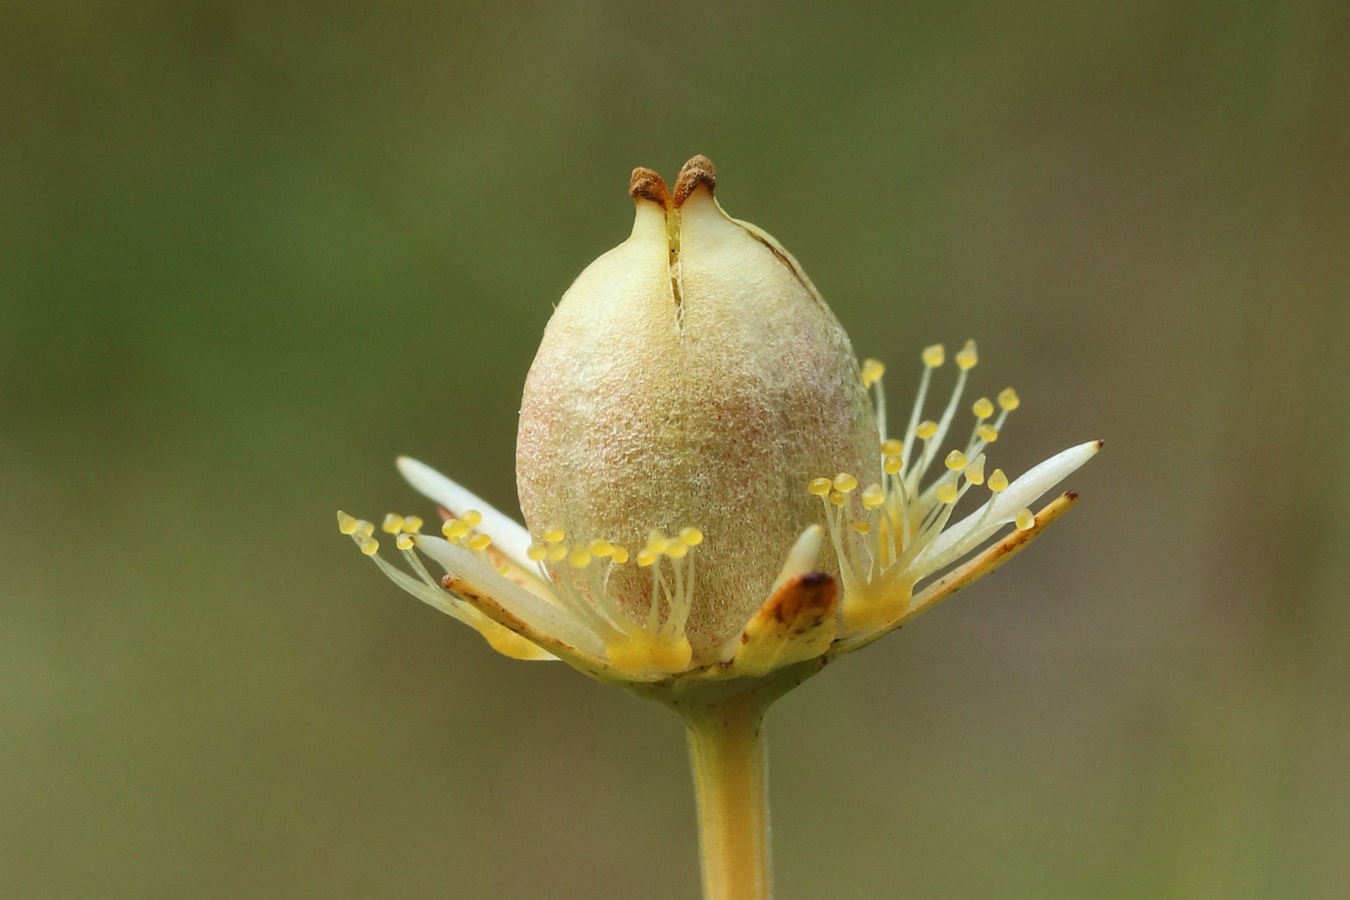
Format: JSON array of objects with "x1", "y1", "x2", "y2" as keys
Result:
[
  {"x1": 412, "y1": 534, "x2": 605, "y2": 659},
  {"x1": 771, "y1": 525, "x2": 824, "y2": 591},
  {"x1": 927, "y1": 440, "x2": 1101, "y2": 561},
  {"x1": 397, "y1": 456, "x2": 535, "y2": 570}
]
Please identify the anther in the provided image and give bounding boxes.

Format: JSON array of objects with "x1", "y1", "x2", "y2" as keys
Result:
[
  {"x1": 568, "y1": 546, "x2": 592, "y2": 568},
  {"x1": 637, "y1": 547, "x2": 658, "y2": 567},
  {"x1": 861, "y1": 483, "x2": 885, "y2": 509},
  {"x1": 469, "y1": 534, "x2": 492, "y2": 552},
  {"x1": 965, "y1": 454, "x2": 986, "y2": 486},
  {"x1": 462, "y1": 510, "x2": 483, "y2": 527},
  {"x1": 956, "y1": 340, "x2": 978, "y2": 371},
  {"x1": 356, "y1": 520, "x2": 375, "y2": 537},
  {"x1": 922, "y1": 344, "x2": 945, "y2": 368},
  {"x1": 988, "y1": 469, "x2": 1009, "y2": 492},
  {"x1": 861, "y1": 358, "x2": 886, "y2": 387},
  {"x1": 382, "y1": 513, "x2": 405, "y2": 534},
  {"x1": 358, "y1": 535, "x2": 379, "y2": 556},
  {"x1": 881, "y1": 438, "x2": 904, "y2": 456},
  {"x1": 915, "y1": 420, "x2": 938, "y2": 440},
  {"x1": 1015, "y1": 509, "x2": 1035, "y2": 531},
  {"x1": 972, "y1": 397, "x2": 994, "y2": 419},
  {"x1": 679, "y1": 527, "x2": 704, "y2": 546},
  {"x1": 611, "y1": 546, "x2": 630, "y2": 564},
  {"x1": 829, "y1": 491, "x2": 847, "y2": 507},
  {"x1": 853, "y1": 521, "x2": 872, "y2": 535},
  {"x1": 976, "y1": 425, "x2": 999, "y2": 443},
  {"x1": 543, "y1": 526, "x2": 566, "y2": 543},
  {"x1": 935, "y1": 482, "x2": 959, "y2": 505},
  {"x1": 401, "y1": 516, "x2": 423, "y2": 533},
  {"x1": 547, "y1": 543, "x2": 568, "y2": 562},
  {"x1": 395, "y1": 534, "x2": 415, "y2": 551},
  {"x1": 833, "y1": 473, "x2": 859, "y2": 493},
  {"x1": 589, "y1": 539, "x2": 614, "y2": 557},
  {"x1": 945, "y1": 450, "x2": 968, "y2": 471},
  {"x1": 337, "y1": 511, "x2": 359, "y2": 535},
  {"x1": 808, "y1": 477, "x2": 832, "y2": 496},
  {"x1": 442, "y1": 519, "x2": 469, "y2": 539},
  {"x1": 665, "y1": 542, "x2": 689, "y2": 560},
  {"x1": 883, "y1": 455, "x2": 903, "y2": 475},
  {"x1": 527, "y1": 543, "x2": 548, "y2": 562},
  {"x1": 998, "y1": 387, "x2": 1020, "y2": 411}
]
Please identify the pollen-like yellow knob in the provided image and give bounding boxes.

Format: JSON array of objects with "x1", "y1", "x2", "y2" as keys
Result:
[{"x1": 516, "y1": 156, "x2": 880, "y2": 651}]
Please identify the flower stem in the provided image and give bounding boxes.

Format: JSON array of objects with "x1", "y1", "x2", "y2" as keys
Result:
[{"x1": 682, "y1": 693, "x2": 773, "y2": 900}]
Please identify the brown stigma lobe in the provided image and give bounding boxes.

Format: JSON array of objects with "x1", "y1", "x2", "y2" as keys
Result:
[
  {"x1": 673, "y1": 155, "x2": 717, "y2": 207},
  {"x1": 629, "y1": 167, "x2": 672, "y2": 208}
]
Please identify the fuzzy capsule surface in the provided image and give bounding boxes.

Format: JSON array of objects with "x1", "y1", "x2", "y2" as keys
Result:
[{"x1": 516, "y1": 158, "x2": 879, "y2": 653}]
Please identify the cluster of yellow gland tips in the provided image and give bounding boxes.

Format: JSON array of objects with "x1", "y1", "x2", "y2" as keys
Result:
[
  {"x1": 524, "y1": 525, "x2": 706, "y2": 673},
  {"x1": 337, "y1": 509, "x2": 493, "y2": 557},
  {"x1": 808, "y1": 340, "x2": 1038, "y2": 631},
  {"x1": 338, "y1": 501, "x2": 708, "y2": 673}
]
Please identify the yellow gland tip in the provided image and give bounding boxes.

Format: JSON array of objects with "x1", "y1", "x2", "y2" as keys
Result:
[
  {"x1": 568, "y1": 545, "x2": 591, "y2": 568},
  {"x1": 381, "y1": 513, "x2": 405, "y2": 534},
  {"x1": 916, "y1": 420, "x2": 938, "y2": 440},
  {"x1": 861, "y1": 483, "x2": 885, "y2": 509},
  {"x1": 468, "y1": 533, "x2": 492, "y2": 552},
  {"x1": 988, "y1": 468, "x2": 1009, "y2": 492},
  {"x1": 833, "y1": 472, "x2": 859, "y2": 493},
  {"x1": 543, "y1": 526, "x2": 566, "y2": 543},
  {"x1": 589, "y1": 539, "x2": 614, "y2": 557},
  {"x1": 442, "y1": 519, "x2": 469, "y2": 539},
  {"x1": 808, "y1": 476, "x2": 833, "y2": 496},
  {"x1": 547, "y1": 543, "x2": 568, "y2": 562},
  {"x1": 883, "y1": 454, "x2": 903, "y2": 474},
  {"x1": 945, "y1": 449, "x2": 968, "y2": 471},
  {"x1": 401, "y1": 515, "x2": 423, "y2": 533},
  {"x1": 461, "y1": 510, "x2": 483, "y2": 527},
  {"x1": 922, "y1": 344, "x2": 946, "y2": 367},
  {"x1": 861, "y1": 358, "x2": 886, "y2": 387},
  {"x1": 977, "y1": 424, "x2": 1000, "y2": 443},
  {"x1": 972, "y1": 397, "x2": 994, "y2": 419},
  {"x1": 1015, "y1": 508, "x2": 1036, "y2": 531},
  {"x1": 395, "y1": 533, "x2": 415, "y2": 551},
  {"x1": 611, "y1": 546, "x2": 630, "y2": 564},
  {"x1": 679, "y1": 526, "x2": 704, "y2": 546},
  {"x1": 881, "y1": 438, "x2": 904, "y2": 456},
  {"x1": 998, "y1": 387, "x2": 1020, "y2": 411},
  {"x1": 935, "y1": 482, "x2": 959, "y2": 505},
  {"x1": 527, "y1": 542, "x2": 547, "y2": 562},
  {"x1": 956, "y1": 339, "x2": 978, "y2": 370},
  {"x1": 965, "y1": 454, "x2": 986, "y2": 485},
  {"x1": 337, "y1": 511, "x2": 359, "y2": 535}
]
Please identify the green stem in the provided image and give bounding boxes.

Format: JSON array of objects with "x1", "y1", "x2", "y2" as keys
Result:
[{"x1": 682, "y1": 693, "x2": 772, "y2": 900}]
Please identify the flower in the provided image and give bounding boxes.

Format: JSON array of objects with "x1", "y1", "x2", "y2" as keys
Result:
[{"x1": 337, "y1": 156, "x2": 1099, "y2": 694}]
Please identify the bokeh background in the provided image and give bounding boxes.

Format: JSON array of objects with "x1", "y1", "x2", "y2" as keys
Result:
[{"x1": 4, "y1": 1, "x2": 1348, "y2": 897}]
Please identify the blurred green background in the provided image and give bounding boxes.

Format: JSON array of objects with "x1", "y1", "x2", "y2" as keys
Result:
[{"x1": 3, "y1": 1, "x2": 1348, "y2": 897}]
